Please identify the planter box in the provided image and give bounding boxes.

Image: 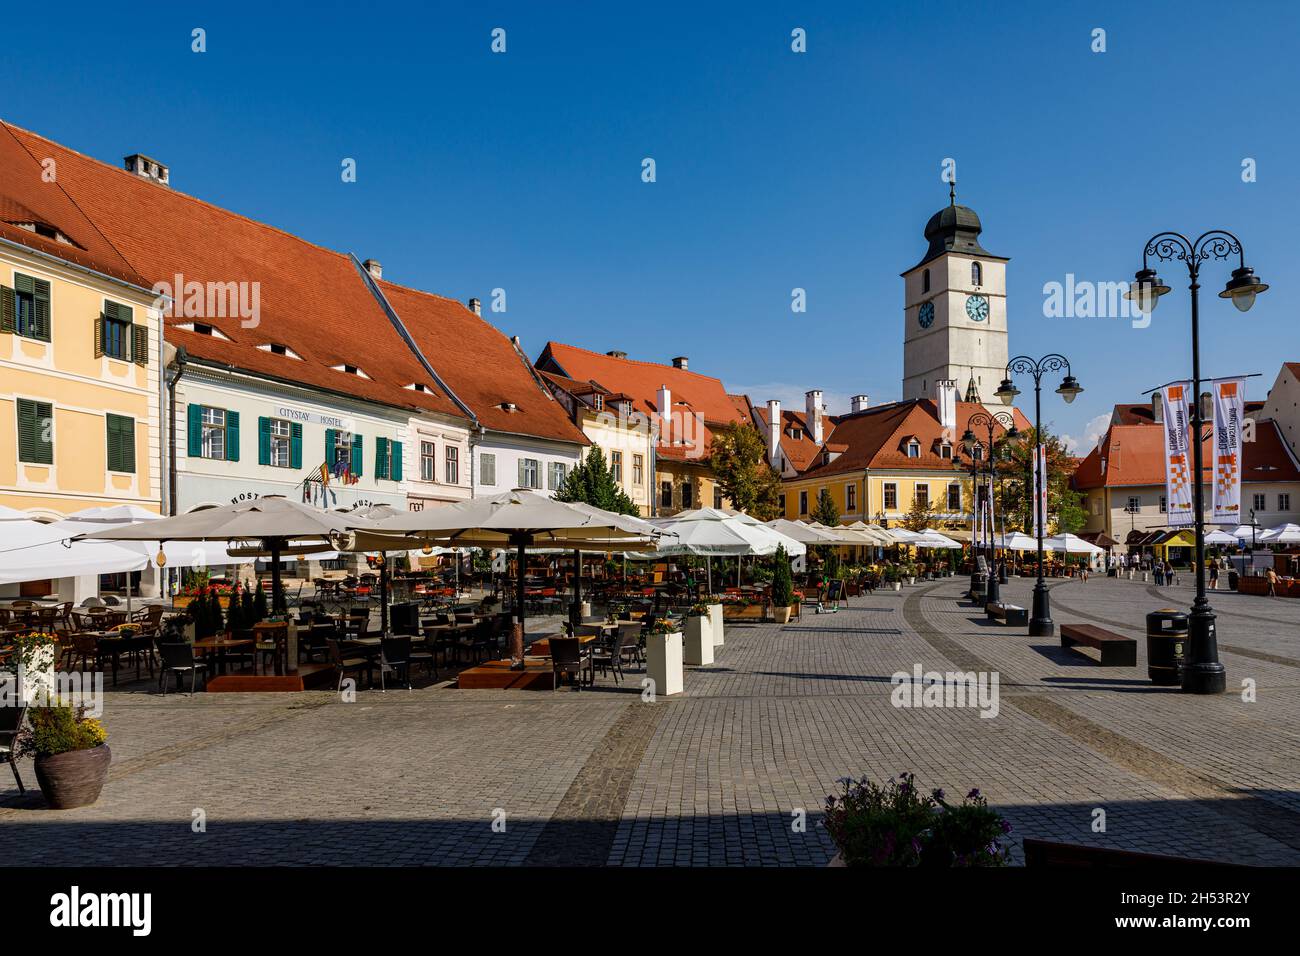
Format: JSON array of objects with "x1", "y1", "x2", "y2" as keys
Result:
[
  {"x1": 175, "y1": 595, "x2": 232, "y2": 609},
  {"x1": 708, "y1": 603, "x2": 724, "y2": 647},
  {"x1": 683, "y1": 616, "x2": 713, "y2": 666},
  {"x1": 774, "y1": 605, "x2": 794, "y2": 625},
  {"x1": 645, "y1": 631, "x2": 684, "y2": 696},
  {"x1": 722, "y1": 604, "x2": 764, "y2": 622}
]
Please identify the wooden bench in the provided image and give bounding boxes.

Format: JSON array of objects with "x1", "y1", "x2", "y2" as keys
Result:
[
  {"x1": 985, "y1": 601, "x2": 1028, "y2": 626},
  {"x1": 1060, "y1": 623, "x2": 1136, "y2": 667}
]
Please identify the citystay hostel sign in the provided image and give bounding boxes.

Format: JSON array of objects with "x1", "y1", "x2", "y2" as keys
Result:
[
  {"x1": 1160, "y1": 382, "x2": 1195, "y2": 527},
  {"x1": 1211, "y1": 378, "x2": 1246, "y2": 523}
]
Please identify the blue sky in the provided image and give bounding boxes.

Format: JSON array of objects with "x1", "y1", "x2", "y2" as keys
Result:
[{"x1": 2, "y1": 0, "x2": 1295, "y2": 452}]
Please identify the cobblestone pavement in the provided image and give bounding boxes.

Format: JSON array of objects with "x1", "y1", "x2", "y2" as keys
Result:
[{"x1": 3, "y1": 577, "x2": 1297, "y2": 866}]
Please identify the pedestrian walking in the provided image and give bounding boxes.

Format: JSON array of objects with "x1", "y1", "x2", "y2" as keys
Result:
[
  {"x1": 1209, "y1": 561, "x2": 1219, "y2": 590},
  {"x1": 1267, "y1": 567, "x2": 1279, "y2": 597}
]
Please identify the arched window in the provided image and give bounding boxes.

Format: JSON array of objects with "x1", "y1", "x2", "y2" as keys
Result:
[
  {"x1": 971, "y1": 261, "x2": 982, "y2": 286},
  {"x1": 922, "y1": 268, "x2": 931, "y2": 293}
]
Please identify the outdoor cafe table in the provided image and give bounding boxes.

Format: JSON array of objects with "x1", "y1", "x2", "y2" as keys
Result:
[
  {"x1": 526, "y1": 632, "x2": 600, "y2": 658},
  {"x1": 94, "y1": 632, "x2": 158, "y2": 685},
  {"x1": 192, "y1": 637, "x2": 255, "y2": 676}
]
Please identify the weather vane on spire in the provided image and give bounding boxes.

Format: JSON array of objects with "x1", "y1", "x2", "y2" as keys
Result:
[{"x1": 949, "y1": 179, "x2": 957, "y2": 205}]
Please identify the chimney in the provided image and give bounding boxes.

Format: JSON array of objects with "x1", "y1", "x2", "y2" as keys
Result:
[
  {"x1": 123, "y1": 153, "x2": 169, "y2": 187},
  {"x1": 850, "y1": 394, "x2": 870, "y2": 414},
  {"x1": 607, "y1": 350, "x2": 627, "y2": 360},
  {"x1": 657, "y1": 384, "x2": 672, "y2": 443},
  {"x1": 766, "y1": 400, "x2": 782, "y2": 468},
  {"x1": 363, "y1": 259, "x2": 383, "y2": 280},
  {"x1": 672, "y1": 356, "x2": 689, "y2": 370},
  {"x1": 805, "y1": 389, "x2": 824, "y2": 445},
  {"x1": 1151, "y1": 394, "x2": 1163, "y2": 424},
  {"x1": 468, "y1": 297, "x2": 481, "y2": 315}
]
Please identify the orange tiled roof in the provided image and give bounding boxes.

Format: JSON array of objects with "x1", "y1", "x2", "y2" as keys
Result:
[
  {"x1": 1, "y1": 119, "x2": 465, "y2": 420},
  {"x1": 1073, "y1": 420, "x2": 1300, "y2": 489},
  {"x1": 536, "y1": 342, "x2": 750, "y2": 460},
  {"x1": 376, "y1": 282, "x2": 588, "y2": 445}
]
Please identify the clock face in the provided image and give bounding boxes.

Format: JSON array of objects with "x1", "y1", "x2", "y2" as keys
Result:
[
  {"x1": 966, "y1": 294, "x2": 989, "y2": 322},
  {"x1": 917, "y1": 301, "x2": 935, "y2": 329}
]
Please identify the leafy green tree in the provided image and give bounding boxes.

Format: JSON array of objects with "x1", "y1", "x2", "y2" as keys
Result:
[
  {"x1": 770, "y1": 544, "x2": 794, "y2": 607},
  {"x1": 555, "y1": 445, "x2": 640, "y2": 515},
  {"x1": 902, "y1": 493, "x2": 937, "y2": 532},
  {"x1": 812, "y1": 487, "x2": 840, "y2": 527},
  {"x1": 709, "y1": 421, "x2": 782, "y2": 519},
  {"x1": 996, "y1": 427, "x2": 1087, "y2": 534}
]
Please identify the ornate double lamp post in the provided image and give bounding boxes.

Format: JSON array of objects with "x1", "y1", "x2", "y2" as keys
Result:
[
  {"x1": 995, "y1": 355, "x2": 1083, "y2": 636},
  {"x1": 961, "y1": 410, "x2": 1018, "y2": 604},
  {"x1": 1124, "y1": 230, "x2": 1268, "y2": 694}
]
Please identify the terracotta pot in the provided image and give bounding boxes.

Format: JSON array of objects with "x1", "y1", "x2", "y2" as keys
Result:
[{"x1": 34, "y1": 744, "x2": 112, "y2": 809}]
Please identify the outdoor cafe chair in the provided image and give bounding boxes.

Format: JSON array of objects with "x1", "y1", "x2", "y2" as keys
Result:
[
  {"x1": 329, "y1": 639, "x2": 370, "y2": 691},
  {"x1": 379, "y1": 635, "x2": 413, "y2": 692},
  {"x1": 617, "y1": 622, "x2": 645, "y2": 665},
  {"x1": 591, "y1": 627, "x2": 630, "y2": 684},
  {"x1": 68, "y1": 634, "x2": 102, "y2": 673},
  {"x1": 0, "y1": 702, "x2": 26, "y2": 795},
  {"x1": 158, "y1": 642, "x2": 207, "y2": 696},
  {"x1": 549, "y1": 636, "x2": 591, "y2": 690},
  {"x1": 408, "y1": 636, "x2": 438, "y2": 681}
]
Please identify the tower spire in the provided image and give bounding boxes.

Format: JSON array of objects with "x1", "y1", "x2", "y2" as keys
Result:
[{"x1": 949, "y1": 179, "x2": 956, "y2": 206}]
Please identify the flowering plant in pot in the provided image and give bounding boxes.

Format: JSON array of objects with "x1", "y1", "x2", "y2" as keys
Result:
[
  {"x1": 15, "y1": 702, "x2": 111, "y2": 809},
  {"x1": 823, "y1": 772, "x2": 1012, "y2": 867},
  {"x1": 13, "y1": 631, "x2": 59, "y2": 704}
]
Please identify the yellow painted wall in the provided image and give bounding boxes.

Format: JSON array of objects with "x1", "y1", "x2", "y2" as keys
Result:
[
  {"x1": 780, "y1": 471, "x2": 964, "y2": 522},
  {"x1": 0, "y1": 246, "x2": 160, "y2": 517}
]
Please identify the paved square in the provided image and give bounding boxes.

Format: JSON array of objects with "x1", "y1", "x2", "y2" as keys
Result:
[{"x1": 3, "y1": 576, "x2": 1297, "y2": 866}]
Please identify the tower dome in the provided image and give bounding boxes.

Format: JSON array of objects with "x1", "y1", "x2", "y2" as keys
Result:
[{"x1": 911, "y1": 184, "x2": 996, "y2": 269}]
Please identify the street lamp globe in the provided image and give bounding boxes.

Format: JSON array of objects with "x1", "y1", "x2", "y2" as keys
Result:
[
  {"x1": 1124, "y1": 268, "x2": 1171, "y2": 315},
  {"x1": 1219, "y1": 265, "x2": 1268, "y2": 313},
  {"x1": 960, "y1": 428, "x2": 977, "y2": 454},
  {"x1": 1056, "y1": 375, "x2": 1083, "y2": 404},
  {"x1": 995, "y1": 378, "x2": 1019, "y2": 405}
]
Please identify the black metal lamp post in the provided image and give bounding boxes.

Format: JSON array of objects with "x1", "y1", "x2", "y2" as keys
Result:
[
  {"x1": 995, "y1": 355, "x2": 1083, "y2": 636},
  {"x1": 962, "y1": 411, "x2": 1018, "y2": 604},
  {"x1": 1124, "y1": 230, "x2": 1268, "y2": 694}
]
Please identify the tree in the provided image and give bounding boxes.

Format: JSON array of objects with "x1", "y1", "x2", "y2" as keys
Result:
[
  {"x1": 902, "y1": 493, "x2": 938, "y2": 532},
  {"x1": 770, "y1": 544, "x2": 794, "y2": 607},
  {"x1": 555, "y1": 445, "x2": 640, "y2": 516},
  {"x1": 708, "y1": 421, "x2": 782, "y2": 519},
  {"x1": 812, "y1": 487, "x2": 840, "y2": 527},
  {"x1": 996, "y1": 427, "x2": 1087, "y2": 535}
]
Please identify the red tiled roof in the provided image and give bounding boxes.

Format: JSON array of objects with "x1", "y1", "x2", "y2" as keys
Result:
[
  {"x1": 2, "y1": 119, "x2": 463, "y2": 419},
  {"x1": 0, "y1": 123, "x2": 151, "y2": 289},
  {"x1": 378, "y1": 282, "x2": 588, "y2": 445},
  {"x1": 752, "y1": 405, "x2": 833, "y2": 473},
  {"x1": 536, "y1": 342, "x2": 749, "y2": 460},
  {"x1": 1073, "y1": 420, "x2": 1300, "y2": 489}
]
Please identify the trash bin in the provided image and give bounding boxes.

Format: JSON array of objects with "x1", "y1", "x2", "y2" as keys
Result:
[
  {"x1": 1146, "y1": 609, "x2": 1188, "y2": 685},
  {"x1": 1228, "y1": 570, "x2": 1239, "y2": 591},
  {"x1": 389, "y1": 601, "x2": 419, "y2": 635}
]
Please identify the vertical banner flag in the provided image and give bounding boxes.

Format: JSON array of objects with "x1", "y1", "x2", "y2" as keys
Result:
[
  {"x1": 1160, "y1": 382, "x2": 1195, "y2": 526},
  {"x1": 1032, "y1": 444, "x2": 1048, "y2": 538},
  {"x1": 986, "y1": 474, "x2": 996, "y2": 546},
  {"x1": 973, "y1": 482, "x2": 982, "y2": 547},
  {"x1": 1211, "y1": 378, "x2": 1245, "y2": 523}
]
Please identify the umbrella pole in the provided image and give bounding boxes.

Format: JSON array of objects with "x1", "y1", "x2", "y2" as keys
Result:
[
  {"x1": 707, "y1": 555, "x2": 712, "y2": 594},
  {"x1": 571, "y1": 548, "x2": 582, "y2": 633},
  {"x1": 269, "y1": 537, "x2": 285, "y2": 615},
  {"x1": 379, "y1": 552, "x2": 390, "y2": 636},
  {"x1": 511, "y1": 535, "x2": 528, "y2": 668}
]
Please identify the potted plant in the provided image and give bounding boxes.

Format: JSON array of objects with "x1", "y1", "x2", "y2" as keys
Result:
[
  {"x1": 643, "y1": 618, "x2": 684, "y2": 696},
  {"x1": 16, "y1": 703, "x2": 111, "y2": 809},
  {"x1": 884, "y1": 565, "x2": 901, "y2": 592},
  {"x1": 13, "y1": 631, "x2": 58, "y2": 705},
  {"x1": 823, "y1": 772, "x2": 1012, "y2": 867},
  {"x1": 904, "y1": 562, "x2": 917, "y2": 586},
  {"x1": 683, "y1": 602, "x2": 714, "y2": 666},
  {"x1": 771, "y1": 545, "x2": 796, "y2": 624}
]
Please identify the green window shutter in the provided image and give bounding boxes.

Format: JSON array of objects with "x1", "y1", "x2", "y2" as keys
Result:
[
  {"x1": 225, "y1": 411, "x2": 240, "y2": 462},
  {"x1": 391, "y1": 440, "x2": 403, "y2": 481},
  {"x1": 17, "y1": 399, "x2": 54, "y2": 465},
  {"x1": 32, "y1": 280, "x2": 50, "y2": 341},
  {"x1": 258, "y1": 417, "x2": 271, "y2": 465},
  {"x1": 94, "y1": 314, "x2": 105, "y2": 358},
  {"x1": 290, "y1": 422, "x2": 303, "y2": 469},
  {"x1": 106, "y1": 414, "x2": 135, "y2": 473},
  {"x1": 0, "y1": 286, "x2": 14, "y2": 333},
  {"x1": 325, "y1": 428, "x2": 337, "y2": 467},
  {"x1": 375, "y1": 437, "x2": 389, "y2": 480},
  {"x1": 14, "y1": 274, "x2": 34, "y2": 295},
  {"x1": 187, "y1": 404, "x2": 203, "y2": 457},
  {"x1": 351, "y1": 433, "x2": 363, "y2": 476},
  {"x1": 131, "y1": 324, "x2": 148, "y2": 365}
]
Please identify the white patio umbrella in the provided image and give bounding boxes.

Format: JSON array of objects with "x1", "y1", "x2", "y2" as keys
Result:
[
  {"x1": 913, "y1": 529, "x2": 962, "y2": 549},
  {"x1": 1043, "y1": 532, "x2": 1104, "y2": 554},
  {"x1": 81, "y1": 496, "x2": 384, "y2": 613},
  {"x1": 0, "y1": 512, "x2": 148, "y2": 586},
  {"x1": 352, "y1": 489, "x2": 666, "y2": 665},
  {"x1": 994, "y1": 531, "x2": 1039, "y2": 551},
  {"x1": 1203, "y1": 529, "x2": 1239, "y2": 546},
  {"x1": 647, "y1": 507, "x2": 805, "y2": 591},
  {"x1": 764, "y1": 518, "x2": 842, "y2": 544},
  {"x1": 1260, "y1": 522, "x2": 1300, "y2": 545}
]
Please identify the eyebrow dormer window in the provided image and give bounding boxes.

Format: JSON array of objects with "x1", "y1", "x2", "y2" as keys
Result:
[
  {"x1": 174, "y1": 321, "x2": 232, "y2": 340},
  {"x1": 258, "y1": 343, "x2": 302, "y2": 360},
  {"x1": 331, "y1": 363, "x2": 370, "y2": 379}
]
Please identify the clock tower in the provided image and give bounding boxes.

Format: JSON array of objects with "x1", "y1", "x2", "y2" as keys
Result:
[{"x1": 901, "y1": 185, "x2": 1009, "y2": 404}]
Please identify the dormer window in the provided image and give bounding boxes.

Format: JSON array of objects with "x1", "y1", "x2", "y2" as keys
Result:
[
  {"x1": 592, "y1": 394, "x2": 604, "y2": 411},
  {"x1": 906, "y1": 439, "x2": 920, "y2": 458},
  {"x1": 331, "y1": 363, "x2": 370, "y2": 379},
  {"x1": 498, "y1": 402, "x2": 519, "y2": 412},
  {"x1": 939, "y1": 442, "x2": 952, "y2": 460},
  {"x1": 789, "y1": 428, "x2": 803, "y2": 441},
  {"x1": 258, "y1": 342, "x2": 302, "y2": 360},
  {"x1": 406, "y1": 383, "x2": 431, "y2": 393},
  {"x1": 175, "y1": 321, "x2": 232, "y2": 341}
]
